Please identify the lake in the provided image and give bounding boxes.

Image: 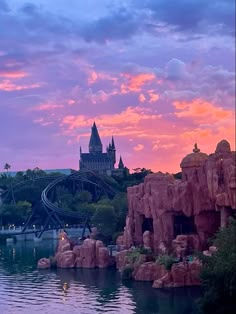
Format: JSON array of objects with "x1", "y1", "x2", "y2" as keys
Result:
[{"x1": 0, "y1": 240, "x2": 202, "y2": 314}]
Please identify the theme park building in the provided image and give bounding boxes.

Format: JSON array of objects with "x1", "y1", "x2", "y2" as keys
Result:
[{"x1": 79, "y1": 122, "x2": 126, "y2": 176}]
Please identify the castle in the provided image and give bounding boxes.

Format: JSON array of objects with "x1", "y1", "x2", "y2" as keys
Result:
[{"x1": 79, "y1": 122, "x2": 126, "y2": 175}]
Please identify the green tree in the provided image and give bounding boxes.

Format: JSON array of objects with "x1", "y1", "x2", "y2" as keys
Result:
[
  {"x1": 199, "y1": 217, "x2": 236, "y2": 314},
  {"x1": 92, "y1": 205, "x2": 117, "y2": 241}
]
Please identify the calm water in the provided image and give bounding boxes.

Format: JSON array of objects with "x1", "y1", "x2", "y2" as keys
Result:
[{"x1": 0, "y1": 240, "x2": 201, "y2": 314}]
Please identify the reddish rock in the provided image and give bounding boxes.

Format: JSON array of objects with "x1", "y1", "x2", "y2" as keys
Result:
[
  {"x1": 79, "y1": 239, "x2": 96, "y2": 268},
  {"x1": 56, "y1": 250, "x2": 75, "y2": 268},
  {"x1": 57, "y1": 239, "x2": 71, "y2": 253},
  {"x1": 143, "y1": 231, "x2": 153, "y2": 249},
  {"x1": 97, "y1": 247, "x2": 110, "y2": 268},
  {"x1": 171, "y1": 262, "x2": 188, "y2": 287},
  {"x1": 172, "y1": 234, "x2": 200, "y2": 257},
  {"x1": 122, "y1": 140, "x2": 235, "y2": 253},
  {"x1": 153, "y1": 272, "x2": 173, "y2": 288},
  {"x1": 37, "y1": 258, "x2": 51, "y2": 269},
  {"x1": 116, "y1": 250, "x2": 130, "y2": 271},
  {"x1": 134, "y1": 262, "x2": 167, "y2": 281},
  {"x1": 73, "y1": 245, "x2": 81, "y2": 257}
]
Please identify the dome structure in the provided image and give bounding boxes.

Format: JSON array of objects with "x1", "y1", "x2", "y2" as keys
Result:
[
  {"x1": 180, "y1": 143, "x2": 208, "y2": 169},
  {"x1": 215, "y1": 139, "x2": 231, "y2": 153}
]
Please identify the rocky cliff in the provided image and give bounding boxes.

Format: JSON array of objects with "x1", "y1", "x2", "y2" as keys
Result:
[{"x1": 121, "y1": 140, "x2": 236, "y2": 253}]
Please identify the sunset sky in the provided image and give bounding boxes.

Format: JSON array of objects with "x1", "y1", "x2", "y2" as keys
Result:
[{"x1": 0, "y1": 0, "x2": 235, "y2": 173}]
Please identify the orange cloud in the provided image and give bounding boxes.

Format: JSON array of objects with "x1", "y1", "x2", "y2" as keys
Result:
[
  {"x1": 87, "y1": 70, "x2": 118, "y2": 85},
  {"x1": 174, "y1": 99, "x2": 232, "y2": 123},
  {"x1": 148, "y1": 90, "x2": 160, "y2": 103},
  {"x1": 0, "y1": 80, "x2": 41, "y2": 91},
  {"x1": 139, "y1": 93, "x2": 146, "y2": 102},
  {"x1": 121, "y1": 73, "x2": 156, "y2": 93}
]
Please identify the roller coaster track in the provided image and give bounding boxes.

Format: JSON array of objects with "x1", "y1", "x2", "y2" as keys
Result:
[{"x1": 0, "y1": 170, "x2": 116, "y2": 238}]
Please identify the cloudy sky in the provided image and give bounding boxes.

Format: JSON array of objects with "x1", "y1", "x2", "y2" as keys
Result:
[{"x1": 0, "y1": 0, "x2": 235, "y2": 173}]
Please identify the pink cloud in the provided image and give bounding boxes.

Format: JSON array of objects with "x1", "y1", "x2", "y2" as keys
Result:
[
  {"x1": 32, "y1": 103, "x2": 64, "y2": 111},
  {"x1": 0, "y1": 71, "x2": 28, "y2": 78},
  {"x1": 0, "y1": 79, "x2": 41, "y2": 91},
  {"x1": 133, "y1": 144, "x2": 144, "y2": 151}
]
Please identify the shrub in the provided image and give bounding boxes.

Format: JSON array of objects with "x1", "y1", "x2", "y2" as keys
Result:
[
  {"x1": 198, "y1": 217, "x2": 236, "y2": 314},
  {"x1": 121, "y1": 265, "x2": 134, "y2": 280},
  {"x1": 127, "y1": 249, "x2": 141, "y2": 264},
  {"x1": 156, "y1": 254, "x2": 175, "y2": 271}
]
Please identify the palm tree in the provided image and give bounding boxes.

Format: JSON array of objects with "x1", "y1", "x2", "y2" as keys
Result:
[{"x1": 4, "y1": 163, "x2": 11, "y2": 173}]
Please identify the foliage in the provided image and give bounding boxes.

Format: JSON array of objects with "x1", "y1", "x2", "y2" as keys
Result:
[
  {"x1": 0, "y1": 201, "x2": 32, "y2": 225},
  {"x1": 127, "y1": 249, "x2": 142, "y2": 264},
  {"x1": 0, "y1": 167, "x2": 152, "y2": 245},
  {"x1": 156, "y1": 254, "x2": 175, "y2": 271},
  {"x1": 198, "y1": 217, "x2": 236, "y2": 314},
  {"x1": 92, "y1": 205, "x2": 117, "y2": 241},
  {"x1": 121, "y1": 265, "x2": 134, "y2": 280}
]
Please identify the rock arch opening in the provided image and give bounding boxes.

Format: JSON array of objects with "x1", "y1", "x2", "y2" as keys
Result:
[
  {"x1": 174, "y1": 214, "x2": 196, "y2": 237},
  {"x1": 142, "y1": 217, "x2": 153, "y2": 234}
]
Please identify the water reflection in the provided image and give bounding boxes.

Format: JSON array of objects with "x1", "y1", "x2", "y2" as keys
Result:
[{"x1": 0, "y1": 241, "x2": 201, "y2": 314}]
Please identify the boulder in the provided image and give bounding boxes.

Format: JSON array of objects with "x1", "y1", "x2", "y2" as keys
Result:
[
  {"x1": 116, "y1": 250, "x2": 130, "y2": 271},
  {"x1": 134, "y1": 262, "x2": 167, "y2": 281},
  {"x1": 57, "y1": 239, "x2": 71, "y2": 253},
  {"x1": 153, "y1": 272, "x2": 173, "y2": 288},
  {"x1": 143, "y1": 231, "x2": 153, "y2": 250},
  {"x1": 56, "y1": 250, "x2": 75, "y2": 268},
  {"x1": 97, "y1": 247, "x2": 110, "y2": 268},
  {"x1": 79, "y1": 239, "x2": 96, "y2": 268},
  {"x1": 37, "y1": 258, "x2": 51, "y2": 269}
]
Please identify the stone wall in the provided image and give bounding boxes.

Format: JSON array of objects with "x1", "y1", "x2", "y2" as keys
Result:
[{"x1": 122, "y1": 140, "x2": 236, "y2": 253}]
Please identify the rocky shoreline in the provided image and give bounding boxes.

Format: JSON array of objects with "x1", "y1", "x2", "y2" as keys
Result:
[{"x1": 38, "y1": 231, "x2": 217, "y2": 289}]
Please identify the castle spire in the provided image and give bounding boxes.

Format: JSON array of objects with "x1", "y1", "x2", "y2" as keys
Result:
[
  {"x1": 118, "y1": 156, "x2": 124, "y2": 169},
  {"x1": 111, "y1": 136, "x2": 115, "y2": 150},
  {"x1": 89, "y1": 121, "x2": 103, "y2": 153}
]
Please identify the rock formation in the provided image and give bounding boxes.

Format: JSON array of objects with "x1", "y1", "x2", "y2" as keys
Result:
[
  {"x1": 121, "y1": 140, "x2": 235, "y2": 253},
  {"x1": 38, "y1": 232, "x2": 114, "y2": 269}
]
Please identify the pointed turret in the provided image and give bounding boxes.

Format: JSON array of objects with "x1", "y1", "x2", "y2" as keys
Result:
[
  {"x1": 89, "y1": 122, "x2": 103, "y2": 153},
  {"x1": 80, "y1": 146, "x2": 82, "y2": 156},
  {"x1": 111, "y1": 136, "x2": 115, "y2": 150},
  {"x1": 118, "y1": 156, "x2": 124, "y2": 169}
]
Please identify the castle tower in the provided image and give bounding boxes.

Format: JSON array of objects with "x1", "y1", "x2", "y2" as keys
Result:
[
  {"x1": 89, "y1": 122, "x2": 103, "y2": 153},
  {"x1": 111, "y1": 136, "x2": 116, "y2": 164},
  {"x1": 118, "y1": 156, "x2": 124, "y2": 169}
]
